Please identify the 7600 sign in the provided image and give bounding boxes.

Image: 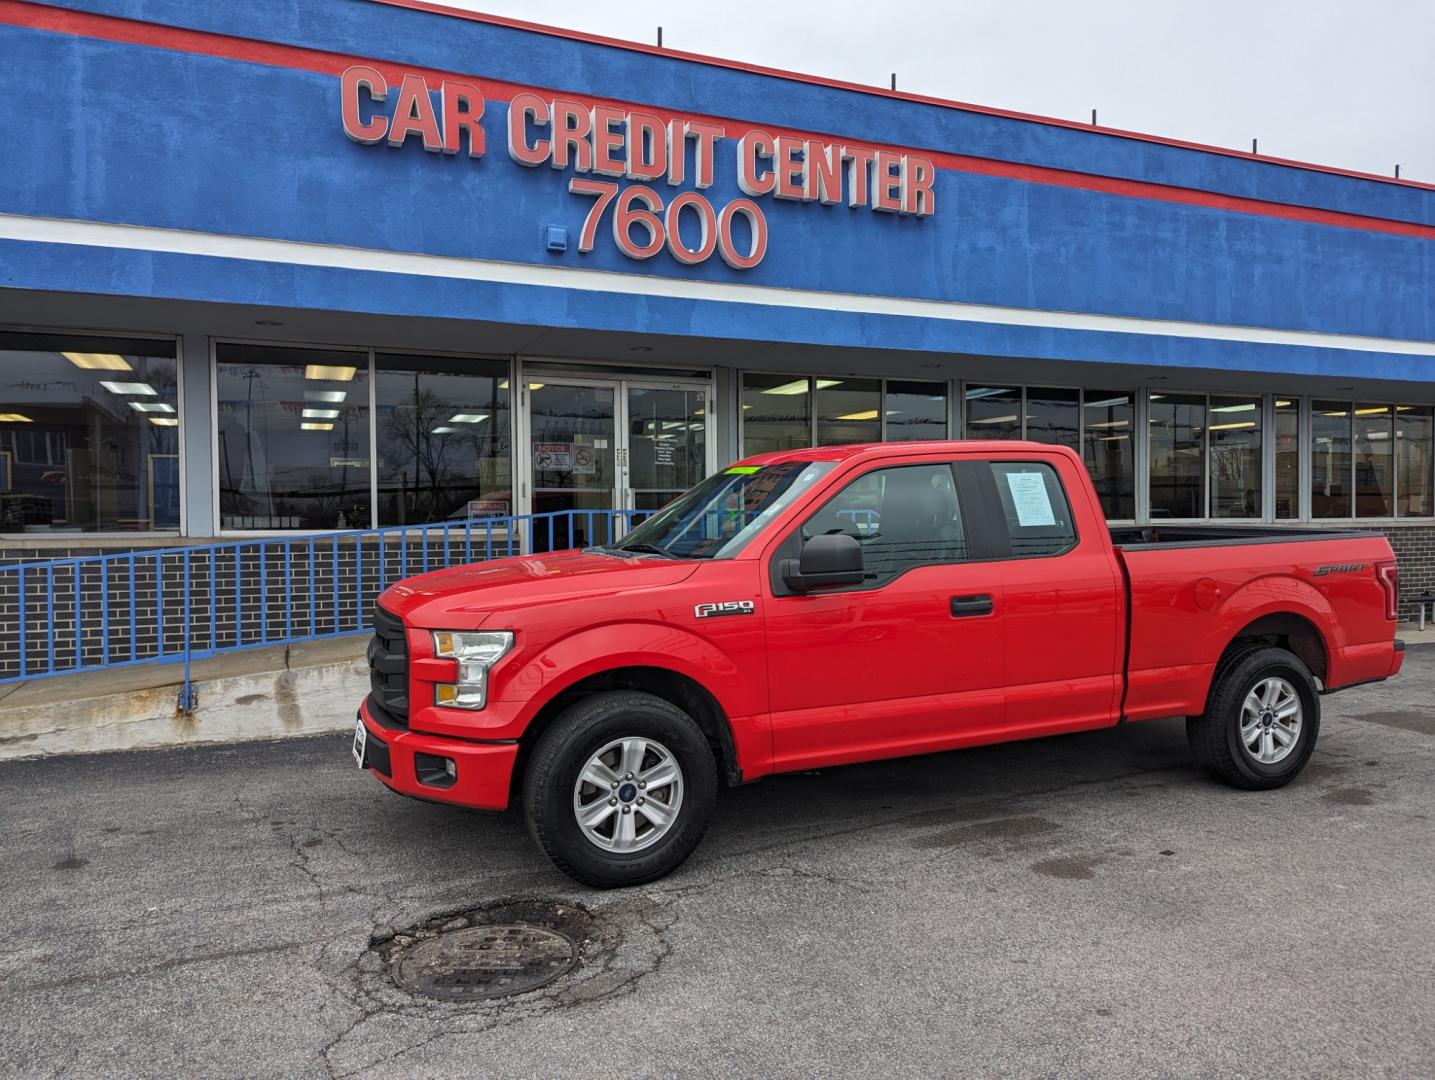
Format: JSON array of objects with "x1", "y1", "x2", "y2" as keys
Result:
[{"x1": 568, "y1": 180, "x2": 768, "y2": 269}]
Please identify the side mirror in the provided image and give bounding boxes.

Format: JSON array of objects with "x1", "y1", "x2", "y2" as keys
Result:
[{"x1": 781, "y1": 532, "x2": 865, "y2": 593}]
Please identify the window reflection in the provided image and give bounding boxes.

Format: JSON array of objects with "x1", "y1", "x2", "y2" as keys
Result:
[
  {"x1": 1354, "y1": 404, "x2": 1393, "y2": 517},
  {"x1": 374, "y1": 353, "x2": 510, "y2": 525},
  {"x1": 963, "y1": 386, "x2": 1022, "y2": 439},
  {"x1": 1209, "y1": 396, "x2": 1262, "y2": 518},
  {"x1": 1081, "y1": 390, "x2": 1134, "y2": 519},
  {"x1": 816, "y1": 378, "x2": 880, "y2": 445},
  {"x1": 885, "y1": 381, "x2": 947, "y2": 440},
  {"x1": 1148, "y1": 393, "x2": 1206, "y2": 518},
  {"x1": 1274, "y1": 398, "x2": 1299, "y2": 519},
  {"x1": 0, "y1": 332, "x2": 179, "y2": 532},
  {"x1": 216, "y1": 343, "x2": 370, "y2": 530},
  {"x1": 742, "y1": 374, "x2": 813, "y2": 455},
  {"x1": 1311, "y1": 401, "x2": 1352, "y2": 519},
  {"x1": 1397, "y1": 406, "x2": 1433, "y2": 517},
  {"x1": 1025, "y1": 387, "x2": 1079, "y2": 447}
]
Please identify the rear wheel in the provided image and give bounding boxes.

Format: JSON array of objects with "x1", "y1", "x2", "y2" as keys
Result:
[
  {"x1": 1187, "y1": 646, "x2": 1320, "y2": 790},
  {"x1": 523, "y1": 691, "x2": 718, "y2": 888}
]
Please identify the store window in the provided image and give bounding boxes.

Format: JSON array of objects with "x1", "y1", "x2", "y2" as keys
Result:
[
  {"x1": 885, "y1": 381, "x2": 948, "y2": 440},
  {"x1": 374, "y1": 353, "x2": 511, "y2": 525},
  {"x1": 1354, "y1": 404, "x2": 1394, "y2": 517},
  {"x1": 1025, "y1": 387, "x2": 1080, "y2": 448},
  {"x1": 0, "y1": 332, "x2": 180, "y2": 533},
  {"x1": 1396, "y1": 406, "x2": 1434, "y2": 517},
  {"x1": 964, "y1": 386, "x2": 1022, "y2": 439},
  {"x1": 216, "y1": 343, "x2": 370, "y2": 530},
  {"x1": 816, "y1": 378, "x2": 881, "y2": 445},
  {"x1": 1311, "y1": 401, "x2": 1352, "y2": 518},
  {"x1": 1209, "y1": 395, "x2": 1262, "y2": 518},
  {"x1": 1148, "y1": 393, "x2": 1206, "y2": 518},
  {"x1": 1274, "y1": 398, "x2": 1300, "y2": 519},
  {"x1": 742, "y1": 374, "x2": 814, "y2": 456},
  {"x1": 1081, "y1": 390, "x2": 1134, "y2": 519}
]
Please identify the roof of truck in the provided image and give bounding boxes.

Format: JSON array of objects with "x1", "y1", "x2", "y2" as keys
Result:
[{"x1": 734, "y1": 440, "x2": 1070, "y2": 468}]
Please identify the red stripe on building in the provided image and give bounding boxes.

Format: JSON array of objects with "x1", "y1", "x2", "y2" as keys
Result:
[{"x1": 3, "y1": 0, "x2": 1433, "y2": 242}]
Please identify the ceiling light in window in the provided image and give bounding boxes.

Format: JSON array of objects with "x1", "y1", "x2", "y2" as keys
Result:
[
  {"x1": 528, "y1": 383, "x2": 545, "y2": 391},
  {"x1": 449, "y1": 413, "x2": 489, "y2": 423},
  {"x1": 302, "y1": 408, "x2": 339, "y2": 420},
  {"x1": 100, "y1": 381, "x2": 157, "y2": 395},
  {"x1": 1209, "y1": 403, "x2": 1258, "y2": 413},
  {"x1": 965, "y1": 387, "x2": 1014, "y2": 400},
  {"x1": 1209, "y1": 421, "x2": 1257, "y2": 431},
  {"x1": 432, "y1": 426, "x2": 458, "y2": 434},
  {"x1": 304, "y1": 389, "x2": 347, "y2": 403},
  {"x1": 1098, "y1": 434, "x2": 1129, "y2": 442},
  {"x1": 498, "y1": 380, "x2": 509, "y2": 389},
  {"x1": 1355, "y1": 407, "x2": 1392, "y2": 416},
  {"x1": 304, "y1": 364, "x2": 357, "y2": 381},
  {"x1": 970, "y1": 414, "x2": 1019, "y2": 424},
  {"x1": 834, "y1": 410, "x2": 880, "y2": 421},
  {"x1": 1084, "y1": 396, "x2": 1129, "y2": 408},
  {"x1": 693, "y1": 408, "x2": 704, "y2": 416},
  {"x1": 661, "y1": 420, "x2": 688, "y2": 429},
  {"x1": 129, "y1": 401, "x2": 176, "y2": 413},
  {"x1": 149, "y1": 417, "x2": 179, "y2": 427},
  {"x1": 1275, "y1": 400, "x2": 1293, "y2": 407},
  {"x1": 761, "y1": 379, "x2": 811, "y2": 396},
  {"x1": 63, "y1": 352, "x2": 132, "y2": 371},
  {"x1": 0, "y1": 413, "x2": 32, "y2": 422},
  {"x1": 1087, "y1": 420, "x2": 1129, "y2": 429},
  {"x1": 301, "y1": 422, "x2": 334, "y2": 431}
]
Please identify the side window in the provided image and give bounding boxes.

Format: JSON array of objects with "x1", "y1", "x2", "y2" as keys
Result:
[
  {"x1": 801, "y1": 464, "x2": 968, "y2": 584},
  {"x1": 987, "y1": 461, "x2": 1076, "y2": 556}
]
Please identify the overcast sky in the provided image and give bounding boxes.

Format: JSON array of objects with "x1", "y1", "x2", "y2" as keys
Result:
[{"x1": 438, "y1": 0, "x2": 1435, "y2": 184}]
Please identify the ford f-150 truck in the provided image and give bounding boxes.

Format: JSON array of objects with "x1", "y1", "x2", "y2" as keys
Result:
[{"x1": 354, "y1": 441, "x2": 1405, "y2": 886}]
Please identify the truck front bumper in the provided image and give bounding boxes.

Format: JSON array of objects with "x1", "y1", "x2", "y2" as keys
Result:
[{"x1": 355, "y1": 698, "x2": 518, "y2": 811}]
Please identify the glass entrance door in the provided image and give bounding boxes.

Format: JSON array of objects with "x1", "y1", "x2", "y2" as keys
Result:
[
  {"x1": 625, "y1": 385, "x2": 708, "y2": 512},
  {"x1": 528, "y1": 382, "x2": 618, "y2": 549},
  {"x1": 522, "y1": 374, "x2": 712, "y2": 549}
]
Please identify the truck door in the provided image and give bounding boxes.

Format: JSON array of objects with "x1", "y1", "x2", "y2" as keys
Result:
[
  {"x1": 763, "y1": 459, "x2": 1006, "y2": 771},
  {"x1": 965, "y1": 454, "x2": 1124, "y2": 736}
]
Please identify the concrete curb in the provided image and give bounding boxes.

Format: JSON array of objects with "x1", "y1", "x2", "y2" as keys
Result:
[{"x1": 0, "y1": 655, "x2": 366, "y2": 760}]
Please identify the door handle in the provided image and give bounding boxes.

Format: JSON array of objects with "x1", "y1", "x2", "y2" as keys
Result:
[{"x1": 950, "y1": 594, "x2": 994, "y2": 617}]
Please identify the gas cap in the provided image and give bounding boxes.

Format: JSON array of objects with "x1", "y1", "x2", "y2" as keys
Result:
[{"x1": 1195, "y1": 578, "x2": 1225, "y2": 610}]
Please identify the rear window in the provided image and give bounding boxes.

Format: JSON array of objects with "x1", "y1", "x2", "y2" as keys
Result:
[{"x1": 987, "y1": 462, "x2": 1076, "y2": 557}]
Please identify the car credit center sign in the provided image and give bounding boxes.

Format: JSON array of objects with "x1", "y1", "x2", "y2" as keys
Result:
[{"x1": 339, "y1": 67, "x2": 936, "y2": 271}]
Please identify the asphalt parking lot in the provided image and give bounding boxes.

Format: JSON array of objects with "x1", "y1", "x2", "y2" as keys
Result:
[{"x1": 3, "y1": 646, "x2": 1433, "y2": 1079}]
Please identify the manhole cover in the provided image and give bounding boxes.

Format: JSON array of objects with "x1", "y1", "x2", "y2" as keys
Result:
[{"x1": 393, "y1": 924, "x2": 578, "y2": 1001}]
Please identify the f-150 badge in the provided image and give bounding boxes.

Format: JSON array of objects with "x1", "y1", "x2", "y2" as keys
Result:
[{"x1": 694, "y1": 601, "x2": 755, "y2": 618}]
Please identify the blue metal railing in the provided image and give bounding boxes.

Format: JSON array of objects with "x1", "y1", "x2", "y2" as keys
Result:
[{"x1": 0, "y1": 508, "x2": 649, "y2": 707}]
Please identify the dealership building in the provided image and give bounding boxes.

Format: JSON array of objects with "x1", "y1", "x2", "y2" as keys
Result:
[{"x1": 3, "y1": 0, "x2": 1435, "y2": 611}]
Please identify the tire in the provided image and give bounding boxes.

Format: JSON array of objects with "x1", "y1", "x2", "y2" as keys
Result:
[
  {"x1": 523, "y1": 690, "x2": 718, "y2": 888},
  {"x1": 1186, "y1": 646, "x2": 1320, "y2": 790}
]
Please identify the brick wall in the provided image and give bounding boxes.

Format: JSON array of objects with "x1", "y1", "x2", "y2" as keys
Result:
[{"x1": 1376, "y1": 523, "x2": 1435, "y2": 621}]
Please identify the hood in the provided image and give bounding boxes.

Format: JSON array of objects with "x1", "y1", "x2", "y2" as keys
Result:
[{"x1": 379, "y1": 549, "x2": 701, "y2": 626}]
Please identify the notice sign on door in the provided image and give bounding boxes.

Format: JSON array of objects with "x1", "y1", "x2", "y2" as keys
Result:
[
  {"x1": 534, "y1": 441, "x2": 597, "y2": 474},
  {"x1": 534, "y1": 442, "x2": 573, "y2": 469}
]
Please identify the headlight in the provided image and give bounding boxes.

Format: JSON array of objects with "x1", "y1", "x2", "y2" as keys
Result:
[{"x1": 431, "y1": 630, "x2": 513, "y2": 710}]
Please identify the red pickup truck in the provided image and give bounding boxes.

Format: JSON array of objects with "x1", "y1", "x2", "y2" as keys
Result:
[{"x1": 355, "y1": 441, "x2": 1404, "y2": 886}]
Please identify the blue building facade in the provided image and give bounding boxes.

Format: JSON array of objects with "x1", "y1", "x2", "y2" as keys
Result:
[{"x1": 2, "y1": 0, "x2": 1433, "y2": 601}]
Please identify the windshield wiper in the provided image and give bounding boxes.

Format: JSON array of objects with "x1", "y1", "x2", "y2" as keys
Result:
[{"x1": 613, "y1": 543, "x2": 681, "y2": 560}]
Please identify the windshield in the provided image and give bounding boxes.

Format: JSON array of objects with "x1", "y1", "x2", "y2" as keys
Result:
[{"x1": 607, "y1": 460, "x2": 836, "y2": 560}]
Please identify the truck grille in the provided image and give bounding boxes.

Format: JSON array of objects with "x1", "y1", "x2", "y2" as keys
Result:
[{"x1": 368, "y1": 602, "x2": 409, "y2": 722}]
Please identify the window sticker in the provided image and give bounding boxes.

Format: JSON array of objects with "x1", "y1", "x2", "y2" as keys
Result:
[
  {"x1": 725, "y1": 465, "x2": 762, "y2": 475},
  {"x1": 1006, "y1": 471, "x2": 1056, "y2": 526}
]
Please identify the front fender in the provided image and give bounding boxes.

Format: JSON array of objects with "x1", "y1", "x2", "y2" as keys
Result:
[{"x1": 490, "y1": 621, "x2": 771, "y2": 777}]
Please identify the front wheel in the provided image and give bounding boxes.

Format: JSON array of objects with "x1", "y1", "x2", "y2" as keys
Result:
[
  {"x1": 1187, "y1": 646, "x2": 1320, "y2": 790},
  {"x1": 523, "y1": 691, "x2": 718, "y2": 888}
]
